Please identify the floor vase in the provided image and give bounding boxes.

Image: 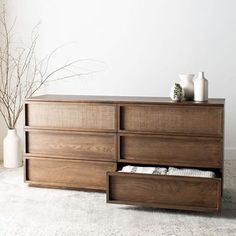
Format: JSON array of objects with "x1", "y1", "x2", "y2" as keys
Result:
[{"x1": 3, "y1": 129, "x2": 22, "y2": 168}]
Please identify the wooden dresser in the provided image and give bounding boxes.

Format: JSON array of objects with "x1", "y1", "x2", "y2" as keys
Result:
[{"x1": 24, "y1": 95, "x2": 224, "y2": 212}]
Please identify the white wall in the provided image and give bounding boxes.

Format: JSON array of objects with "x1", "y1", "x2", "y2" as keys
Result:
[{"x1": 1, "y1": 0, "x2": 236, "y2": 159}]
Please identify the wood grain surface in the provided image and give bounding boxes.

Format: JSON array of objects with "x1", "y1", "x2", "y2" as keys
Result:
[
  {"x1": 26, "y1": 130, "x2": 117, "y2": 162},
  {"x1": 107, "y1": 172, "x2": 221, "y2": 212},
  {"x1": 119, "y1": 133, "x2": 222, "y2": 168},
  {"x1": 119, "y1": 105, "x2": 223, "y2": 136},
  {"x1": 25, "y1": 95, "x2": 224, "y2": 211},
  {"x1": 26, "y1": 102, "x2": 117, "y2": 131},
  {"x1": 25, "y1": 94, "x2": 225, "y2": 106},
  {"x1": 25, "y1": 157, "x2": 116, "y2": 191}
]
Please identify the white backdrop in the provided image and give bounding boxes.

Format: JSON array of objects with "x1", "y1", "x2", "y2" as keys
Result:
[{"x1": 1, "y1": 0, "x2": 236, "y2": 159}]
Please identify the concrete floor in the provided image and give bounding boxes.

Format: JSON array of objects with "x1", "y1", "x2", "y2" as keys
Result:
[{"x1": 0, "y1": 161, "x2": 235, "y2": 236}]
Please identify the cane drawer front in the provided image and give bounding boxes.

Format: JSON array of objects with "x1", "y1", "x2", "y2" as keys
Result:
[
  {"x1": 107, "y1": 172, "x2": 221, "y2": 212},
  {"x1": 119, "y1": 134, "x2": 222, "y2": 168},
  {"x1": 25, "y1": 102, "x2": 117, "y2": 131},
  {"x1": 119, "y1": 105, "x2": 223, "y2": 136},
  {"x1": 26, "y1": 130, "x2": 117, "y2": 162},
  {"x1": 25, "y1": 157, "x2": 117, "y2": 191}
]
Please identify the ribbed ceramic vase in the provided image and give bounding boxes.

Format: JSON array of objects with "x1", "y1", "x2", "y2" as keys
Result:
[
  {"x1": 3, "y1": 129, "x2": 22, "y2": 168},
  {"x1": 179, "y1": 74, "x2": 194, "y2": 100},
  {"x1": 194, "y1": 72, "x2": 208, "y2": 102}
]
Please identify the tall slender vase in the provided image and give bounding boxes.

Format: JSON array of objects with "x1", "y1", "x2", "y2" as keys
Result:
[
  {"x1": 3, "y1": 129, "x2": 22, "y2": 168},
  {"x1": 179, "y1": 74, "x2": 194, "y2": 100},
  {"x1": 194, "y1": 72, "x2": 208, "y2": 102}
]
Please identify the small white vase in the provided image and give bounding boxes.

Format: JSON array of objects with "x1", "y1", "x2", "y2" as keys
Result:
[
  {"x1": 194, "y1": 72, "x2": 208, "y2": 102},
  {"x1": 179, "y1": 74, "x2": 194, "y2": 100},
  {"x1": 3, "y1": 129, "x2": 22, "y2": 168}
]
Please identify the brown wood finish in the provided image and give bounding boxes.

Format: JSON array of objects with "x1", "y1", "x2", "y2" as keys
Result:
[
  {"x1": 25, "y1": 95, "x2": 225, "y2": 106},
  {"x1": 119, "y1": 105, "x2": 223, "y2": 136},
  {"x1": 119, "y1": 133, "x2": 222, "y2": 168},
  {"x1": 26, "y1": 130, "x2": 117, "y2": 162},
  {"x1": 107, "y1": 172, "x2": 221, "y2": 212},
  {"x1": 24, "y1": 94, "x2": 224, "y2": 212},
  {"x1": 25, "y1": 102, "x2": 117, "y2": 131},
  {"x1": 25, "y1": 156, "x2": 116, "y2": 191}
]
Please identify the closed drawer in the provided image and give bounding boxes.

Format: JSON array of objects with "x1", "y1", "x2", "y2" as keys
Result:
[
  {"x1": 25, "y1": 102, "x2": 117, "y2": 131},
  {"x1": 25, "y1": 157, "x2": 117, "y2": 191},
  {"x1": 107, "y1": 172, "x2": 221, "y2": 212},
  {"x1": 119, "y1": 105, "x2": 223, "y2": 136},
  {"x1": 26, "y1": 130, "x2": 117, "y2": 162},
  {"x1": 119, "y1": 134, "x2": 222, "y2": 168}
]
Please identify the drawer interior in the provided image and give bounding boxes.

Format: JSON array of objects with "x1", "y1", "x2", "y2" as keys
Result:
[{"x1": 116, "y1": 163, "x2": 222, "y2": 178}]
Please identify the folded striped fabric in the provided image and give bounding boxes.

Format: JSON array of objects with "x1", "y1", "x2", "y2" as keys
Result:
[
  {"x1": 167, "y1": 167, "x2": 215, "y2": 178},
  {"x1": 119, "y1": 165, "x2": 167, "y2": 175},
  {"x1": 119, "y1": 165, "x2": 216, "y2": 178}
]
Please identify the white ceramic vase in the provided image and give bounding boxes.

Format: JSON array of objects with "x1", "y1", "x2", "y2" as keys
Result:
[
  {"x1": 179, "y1": 74, "x2": 194, "y2": 100},
  {"x1": 194, "y1": 72, "x2": 208, "y2": 102},
  {"x1": 3, "y1": 129, "x2": 22, "y2": 168}
]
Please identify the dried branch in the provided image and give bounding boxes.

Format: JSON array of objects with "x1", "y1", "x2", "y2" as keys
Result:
[{"x1": 0, "y1": 6, "x2": 100, "y2": 129}]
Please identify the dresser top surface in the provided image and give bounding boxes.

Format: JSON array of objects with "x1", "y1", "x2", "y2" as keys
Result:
[{"x1": 25, "y1": 94, "x2": 225, "y2": 106}]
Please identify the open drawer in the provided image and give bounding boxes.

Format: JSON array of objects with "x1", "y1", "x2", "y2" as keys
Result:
[{"x1": 107, "y1": 171, "x2": 221, "y2": 212}]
